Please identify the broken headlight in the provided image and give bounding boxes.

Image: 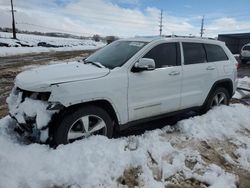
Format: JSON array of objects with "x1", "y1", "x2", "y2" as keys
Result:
[{"x1": 17, "y1": 88, "x2": 51, "y2": 101}]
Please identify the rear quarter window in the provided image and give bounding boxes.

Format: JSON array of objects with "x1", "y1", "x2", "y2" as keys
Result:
[{"x1": 204, "y1": 44, "x2": 228, "y2": 62}]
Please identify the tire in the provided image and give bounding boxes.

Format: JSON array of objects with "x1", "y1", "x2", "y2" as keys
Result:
[
  {"x1": 200, "y1": 87, "x2": 230, "y2": 114},
  {"x1": 53, "y1": 105, "x2": 114, "y2": 145}
]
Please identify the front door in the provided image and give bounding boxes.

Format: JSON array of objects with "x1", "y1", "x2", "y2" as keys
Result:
[{"x1": 128, "y1": 42, "x2": 182, "y2": 121}]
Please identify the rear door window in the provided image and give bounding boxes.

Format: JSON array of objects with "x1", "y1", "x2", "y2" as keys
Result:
[
  {"x1": 204, "y1": 44, "x2": 228, "y2": 62},
  {"x1": 183, "y1": 42, "x2": 206, "y2": 65}
]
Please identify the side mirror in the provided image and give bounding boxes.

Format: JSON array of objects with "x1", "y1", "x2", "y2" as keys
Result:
[{"x1": 132, "y1": 58, "x2": 155, "y2": 72}]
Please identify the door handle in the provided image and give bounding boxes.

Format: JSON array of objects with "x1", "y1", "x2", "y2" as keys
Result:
[
  {"x1": 169, "y1": 71, "x2": 180, "y2": 76},
  {"x1": 206, "y1": 66, "x2": 215, "y2": 70}
]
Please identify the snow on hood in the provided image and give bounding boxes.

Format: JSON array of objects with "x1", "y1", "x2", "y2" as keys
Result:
[
  {"x1": 233, "y1": 76, "x2": 250, "y2": 99},
  {"x1": 15, "y1": 61, "x2": 110, "y2": 91}
]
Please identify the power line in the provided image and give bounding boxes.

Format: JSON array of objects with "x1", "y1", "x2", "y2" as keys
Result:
[
  {"x1": 7, "y1": 5, "x2": 250, "y2": 38},
  {"x1": 71, "y1": 14, "x2": 158, "y2": 27},
  {"x1": 16, "y1": 22, "x2": 94, "y2": 36},
  {"x1": 204, "y1": 14, "x2": 250, "y2": 22},
  {"x1": 4, "y1": 4, "x2": 250, "y2": 28},
  {"x1": 206, "y1": 28, "x2": 250, "y2": 34}
]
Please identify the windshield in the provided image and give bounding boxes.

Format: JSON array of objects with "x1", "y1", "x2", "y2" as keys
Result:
[{"x1": 86, "y1": 40, "x2": 148, "y2": 69}]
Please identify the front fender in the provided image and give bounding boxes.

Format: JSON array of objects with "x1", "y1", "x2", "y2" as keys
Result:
[{"x1": 48, "y1": 75, "x2": 128, "y2": 124}]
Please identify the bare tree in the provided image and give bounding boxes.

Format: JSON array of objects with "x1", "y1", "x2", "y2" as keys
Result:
[{"x1": 93, "y1": 34, "x2": 101, "y2": 42}]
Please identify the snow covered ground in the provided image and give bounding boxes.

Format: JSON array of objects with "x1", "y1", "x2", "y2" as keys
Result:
[
  {"x1": 233, "y1": 77, "x2": 250, "y2": 100},
  {"x1": 0, "y1": 32, "x2": 105, "y2": 56},
  {"x1": 0, "y1": 103, "x2": 250, "y2": 188},
  {"x1": 0, "y1": 53, "x2": 249, "y2": 187}
]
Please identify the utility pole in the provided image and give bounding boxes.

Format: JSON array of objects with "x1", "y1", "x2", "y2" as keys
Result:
[
  {"x1": 10, "y1": 0, "x2": 16, "y2": 39},
  {"x1": 200, "y1": 15, "x2": 205, "y2": 38},
  {"x1": 159, "y1": 10, "x2": 163, "y2": 36}
]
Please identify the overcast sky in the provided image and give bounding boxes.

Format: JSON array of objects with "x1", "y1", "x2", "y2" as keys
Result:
[{"x1": 0, "y1": 0, "x2": 250, "y2": 37}]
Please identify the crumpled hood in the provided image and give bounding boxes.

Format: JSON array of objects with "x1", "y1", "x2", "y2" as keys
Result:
[{"x1": 15, "y1": 61, "x2": 110, "y2": 91}]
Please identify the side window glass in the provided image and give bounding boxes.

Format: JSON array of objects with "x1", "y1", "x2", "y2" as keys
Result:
[
  {"x1": 183, "y1": 42, "x2": 206, "y2": 65},
  {"x1": 243, "y1": 46, "x2": 250, "y2": 51},
  {"x1": 143, "y1": 43, "x2": 180, "y2": 68},
  {"x1": 204, "y1": 44, "x2": 228, "y2": 62}
]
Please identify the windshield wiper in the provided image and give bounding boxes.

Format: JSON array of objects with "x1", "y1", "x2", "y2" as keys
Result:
[{"x1": 83, "y1": 60, "x2": 105, "y2": 68}]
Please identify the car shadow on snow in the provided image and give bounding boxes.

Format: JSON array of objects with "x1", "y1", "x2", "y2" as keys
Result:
[{"x1": 115, "y1": 111, "x2": 197, "y2": 138}]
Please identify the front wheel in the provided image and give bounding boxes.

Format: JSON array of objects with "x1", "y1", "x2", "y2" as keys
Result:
[
  {"x1": 53, "y1": 105, "x2": 114, "y2": 145},
  {"x1": 200, "y1": 87, "x2": 230, "y2": 114}
]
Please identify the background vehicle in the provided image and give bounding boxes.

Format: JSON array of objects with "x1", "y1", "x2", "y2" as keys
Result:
[
  {"x1": 8, "y1": 37, "x2": 238, "y2": 146},
  {"x1": 240, "y1": 44, "x2": 250, "y2": 64}
]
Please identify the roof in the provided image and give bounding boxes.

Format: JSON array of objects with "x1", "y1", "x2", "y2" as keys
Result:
[
  {"x1": 121, "y1": 36, "x2": 162, "y2": 42},
  {"x1": 121, "y1": 35, "x2": 222, "y2": 44},
  {"x1": 218, "y1": 33, "x2": 250, "y2": 39}
]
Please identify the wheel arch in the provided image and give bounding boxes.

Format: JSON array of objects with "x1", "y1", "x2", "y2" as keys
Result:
[
  {"x1": 203, "y1": 78, "x2": 233, "y2": 107},
  {"x1": 66, "y1": 99, "x2": 120, "y2": 124},
  {"x1": 48, "y1": 99, "x2": 120, "y2": 144}
]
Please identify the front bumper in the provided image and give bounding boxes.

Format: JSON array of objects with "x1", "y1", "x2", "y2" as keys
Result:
[
  {"x1": 9, "y1": 113, "x2": 34, "y2": 132},
  {"x1": 7, "y1": 87, "x2": 58, "y2": 142},
  {"x1": 9, "y1": 113, "x2": 45, "y2": 142}
]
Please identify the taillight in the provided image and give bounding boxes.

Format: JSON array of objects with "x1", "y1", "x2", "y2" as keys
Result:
[{"x1": 236, "y1": 62, "x2": 239, "y2": 70}]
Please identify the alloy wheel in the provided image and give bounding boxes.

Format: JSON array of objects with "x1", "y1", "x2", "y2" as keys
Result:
[
  {"x1": 67, "y1": 115, "x2": 107, "y2": 142},
  {"x1": 210, "y1": 92, "x2": 227, "y2": 107}
]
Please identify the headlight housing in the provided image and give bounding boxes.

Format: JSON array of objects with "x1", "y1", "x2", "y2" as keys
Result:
[{"x1": 17, "y1": 87, "x2": 51, "y2": 101}]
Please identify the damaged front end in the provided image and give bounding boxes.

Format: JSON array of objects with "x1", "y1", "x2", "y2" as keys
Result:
[{"x1": 7, "y1": 87, "x2": 62, "y2": 143}]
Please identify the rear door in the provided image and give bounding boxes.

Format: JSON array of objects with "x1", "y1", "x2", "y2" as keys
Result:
[
  {"x1": 128, "y1": 42, "x2": 182, "y2": 121},
  {"x1": 181, "y1": 42, "x2": 218, "y2": 109},
  {"x1": 204, "y1": 43, "x2": 231, "y2": 77}
]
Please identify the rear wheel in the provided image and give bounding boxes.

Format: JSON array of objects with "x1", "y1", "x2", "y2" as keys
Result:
[
  {"x1": 200, "y1": 87, "x2": 230, "y2": 114},
  {"x1": 53, "y1": 105, "x2": 113, "y2": 145}
]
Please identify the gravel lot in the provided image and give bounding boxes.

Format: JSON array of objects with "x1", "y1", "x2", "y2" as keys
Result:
[{"x1": 0, "y1": 50, "x2": 94, "y2": 117}]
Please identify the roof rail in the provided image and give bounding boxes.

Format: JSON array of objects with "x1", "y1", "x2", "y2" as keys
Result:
[{"x1": 163, "y1": 35, "x2": 217, "y2": 40}]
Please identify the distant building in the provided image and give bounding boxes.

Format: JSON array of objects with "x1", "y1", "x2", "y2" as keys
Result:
[{"x1": 218, "y1": 33, "x2": 250, "y2": 54}]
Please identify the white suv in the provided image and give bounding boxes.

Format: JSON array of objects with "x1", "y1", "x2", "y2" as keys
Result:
[
  {"x1": 240, "y1": 44, "x2": 250, "y2": 64},
  {"x1": 7, "y1": 37, "x2": 238, "y2": 145}
]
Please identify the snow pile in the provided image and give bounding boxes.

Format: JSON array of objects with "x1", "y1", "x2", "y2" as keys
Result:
[
  {"x1": 0, "y1": 118, "x2": 237, "y2": 188},
  {"x1": 7, "y1": 89, "x2": 54, "y2": 129},
  {"x1": 235, "y1": 136, "x2": 250, "y2": 171},
  {"x1": 178, "y1": 104, "x2": 250, "y2": 174},
  {"x1": 0, "y1": 32, "x2": 105, "y2": 56},
  {"x1": 1, "y1": 104, "x2": 250, "y2": 187},
  {"x1": 178, "y1": 104, "x2": 250, "y2": 139},
  {"x1": 6, "y1": 88, "x2": 58, "y2": 142},
  {"x1": 194, "y1": 164, "x2": 236, "y2": 188},
  {"x1": 233, "y1": 76, "x2": 250, "y2": 99},
  {"x1": 0, "y1": 45, "x2": 103, "y2": 57}
]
